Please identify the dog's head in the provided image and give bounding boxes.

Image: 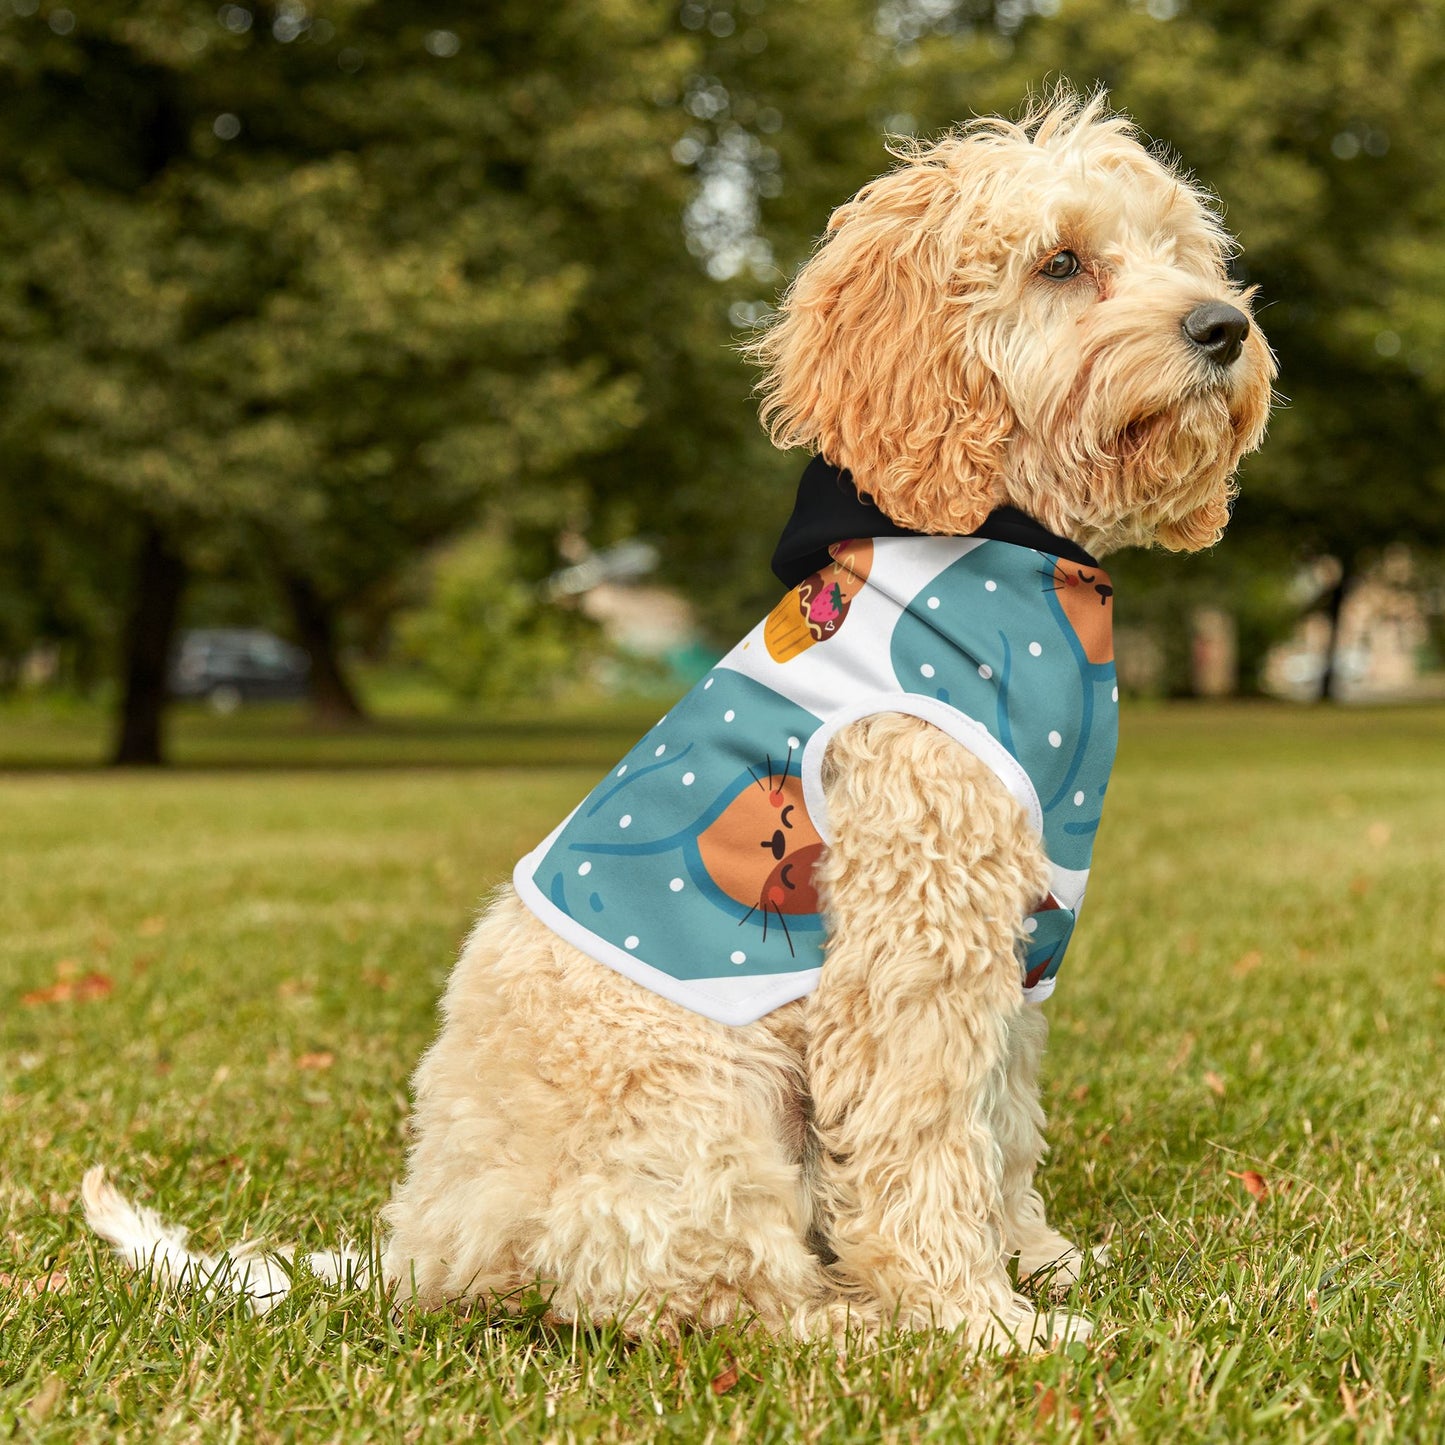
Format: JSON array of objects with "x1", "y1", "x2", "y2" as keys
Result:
[{"x1": 750, "y1": 90, "x2": 1275, "y2": 555}]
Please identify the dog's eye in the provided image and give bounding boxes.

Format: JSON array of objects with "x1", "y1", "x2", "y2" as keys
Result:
[{"x1": 1040, "y1": 250, "x2": 1081, "y2": 281}]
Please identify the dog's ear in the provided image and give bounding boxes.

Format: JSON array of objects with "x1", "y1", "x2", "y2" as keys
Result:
[{"x1": 748, "y1": 152, "x2": 1012, "y2": 535}]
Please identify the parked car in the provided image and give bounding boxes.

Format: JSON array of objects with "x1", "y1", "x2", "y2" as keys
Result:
[{"x1": 169, "y1": 629, "x2": 310, "y2": 712}]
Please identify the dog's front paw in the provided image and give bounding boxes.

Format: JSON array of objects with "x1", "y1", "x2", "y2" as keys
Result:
[
  {"x1": 1017, "y1": 1240, "x2": 1110, "y2": 1294},
  {"x1": 972, "y1": 1295, "x2": 1093, "y2": 1353}
]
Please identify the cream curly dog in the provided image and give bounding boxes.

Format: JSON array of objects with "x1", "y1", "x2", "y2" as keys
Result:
[{"x1": 85, "y1": 92, "x2": 1273, "y2": 1350}]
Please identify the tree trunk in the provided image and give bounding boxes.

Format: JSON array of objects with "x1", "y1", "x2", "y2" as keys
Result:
[
  {"x1": 112, "y1": 524, "x2": 187, "y2": 766},
  {"x1": 1317, "y1": 556, "x2": 1355, "y2": 703},
  {"x1": 281, "y1": 571, "x2": 366, "y2": 725}
]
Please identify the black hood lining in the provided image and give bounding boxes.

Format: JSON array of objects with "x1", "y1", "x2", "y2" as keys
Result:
[{"x1": 771, "y1": 456, "x2": 1100, "y2": 588}]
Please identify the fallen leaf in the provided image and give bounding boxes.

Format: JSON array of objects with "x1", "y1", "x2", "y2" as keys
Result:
[
  {"x1": 1070, "y1": 1083, "x2": 1090, "y2": 1103},
  {"x1": 277, "y1": 978, "x2": 315, "y2": 999},
  {"x1": 1034, "y1": 1385, "x2": 1058, "y2": 1425},
  {"x1": 1365, "y1": 822, "x2": 1391, "y2": 848},
  {"x1": 1433, "y1": 974, "x2": 1445, "y2": 991},
  {"x1": 1204, "y1": 1070, "x2": 1227, "y2": 1098},
  {"x1": 54, "y1": 958, "x2": 79, "y2": 980},
  {"x1": 21, "y1": 983, "x2": 68, "y2": 1006},
  {"x1": 1228, "y1": 1169, "x2": 1268, "y2": 1201},
  {"x1": 361, "y1": 968, "x2": 394, "y2": 992},
  {"x1": 21, "y1": 972, "x2": 113, "y2": 1007},
  {"x1": 711, "y1": 1357, "x2": 740, "y2": 1396},
  {"x1": 1232, "y1": 950, "x2": 1263, "y2": 977},
  {"x1": 138, "y1": 916, "x2": 167, "y2": 937},
  {"x1": 0, "y1": 1268, "x2": 70, "y2": 1299},
  {"x1": 296, "y1": 1051, "x2": 334, "y2": 1071}
]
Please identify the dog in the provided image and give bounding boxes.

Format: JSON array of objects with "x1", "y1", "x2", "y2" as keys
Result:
[{"x1": 85, "y1": 89, "x2": 1273, "y2": 1351}]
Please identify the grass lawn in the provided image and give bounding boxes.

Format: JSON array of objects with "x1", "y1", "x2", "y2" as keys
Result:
[{"x1": 2, "y1": 701, "x2": 1443, "y2": 1442}]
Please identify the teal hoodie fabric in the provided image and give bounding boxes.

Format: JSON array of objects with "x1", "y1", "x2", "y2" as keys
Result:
[{"x1": 513, "y1": 533, "x2": 1118, "y2": 1026}]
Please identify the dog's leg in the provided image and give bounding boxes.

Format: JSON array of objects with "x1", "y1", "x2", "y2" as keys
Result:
[
  {"x1": 521, "y1": 988, "x2": 833, "y2": 1339},
  {"x1": 805, "y1": 713, "x2": 1090, "y2": 1350},
  {"x1": 380, "y1": 897, "x2": 575, "y2": 1310},
  {"x1": 994, "y1": 1005, "x2": 1097, "y2": 1291},
  {"x1": 383, "y1": 892, "x2": 832, "y2": 1337}
]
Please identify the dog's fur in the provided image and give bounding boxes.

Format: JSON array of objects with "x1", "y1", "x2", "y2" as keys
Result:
[{"x1": 85, "y1": 91, "x2": 1274, "y2": 1350}]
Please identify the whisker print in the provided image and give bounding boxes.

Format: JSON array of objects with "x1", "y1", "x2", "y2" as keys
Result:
[
  {"x1": 782, "y1": 740, "x2": 795, "y2": 778},
  {"x1": 1039, "y1": 570, "x2": 1097, "y2": 589},
  {"x1": 773, "y1": 904, "x2": 794, "y2": 958},
  {"x1": 746, "y1": 765, "x2": 766, "y2": 793},
  {"x1": 1041, "y1": 566, "x2": 1110, "y2": 605},
  {"x1": 765, "y1": 754, "x2": 775, "y2": 791},
  {"x1": 737, "y1": 902, "x2": 759, "y2": 928}
]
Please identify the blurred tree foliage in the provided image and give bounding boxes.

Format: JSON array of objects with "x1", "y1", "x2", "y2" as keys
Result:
[
  {"x1": 0, "y1": 0, "x2": 794, "y2": 757},
  {"x1": 394, "y1": 531, "x2": 598, "y2": 706},
  {"x1": 3, "y1": 0, "x2": 1445, "y2": 754}
]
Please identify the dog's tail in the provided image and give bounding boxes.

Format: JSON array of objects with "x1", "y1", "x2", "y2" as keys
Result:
[{"x1": 81, "y1": 1165, "x2": 368, "y2": 1315}]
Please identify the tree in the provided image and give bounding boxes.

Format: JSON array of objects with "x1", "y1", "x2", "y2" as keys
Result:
[
  {"x1": 0, "y1": 1, "x2": 694, "y2": 759},
  {"x1": 0, "y1": 0, "x2": 910, "y2": 749}
]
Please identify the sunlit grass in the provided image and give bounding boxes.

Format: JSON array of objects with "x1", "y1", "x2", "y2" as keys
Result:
[
  {"x1": 2, "y1": 702, "x2": 1443, "y2": 1441},
  {"x1": 0, "y1": 681, "x2": 670, "y2": 771}
]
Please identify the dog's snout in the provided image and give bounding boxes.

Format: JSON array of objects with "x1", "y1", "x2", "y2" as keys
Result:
[{"x1": 1182, "y1": 302, "x2": 1250, "y2": 367}]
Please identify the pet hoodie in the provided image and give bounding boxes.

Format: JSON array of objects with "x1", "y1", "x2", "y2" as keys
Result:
[{"x1": 513, "y1": 458, "x2": 1119, "y2": 1027}]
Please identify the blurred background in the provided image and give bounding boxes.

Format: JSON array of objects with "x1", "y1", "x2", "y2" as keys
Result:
[{"x1": 2, "y1": 0, "x2": 1443, "y2": 766}]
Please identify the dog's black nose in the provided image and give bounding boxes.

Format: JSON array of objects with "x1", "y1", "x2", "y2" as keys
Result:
[{"x1": 1182, "y1": 302, "x2": 1250, "y2": 367}]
